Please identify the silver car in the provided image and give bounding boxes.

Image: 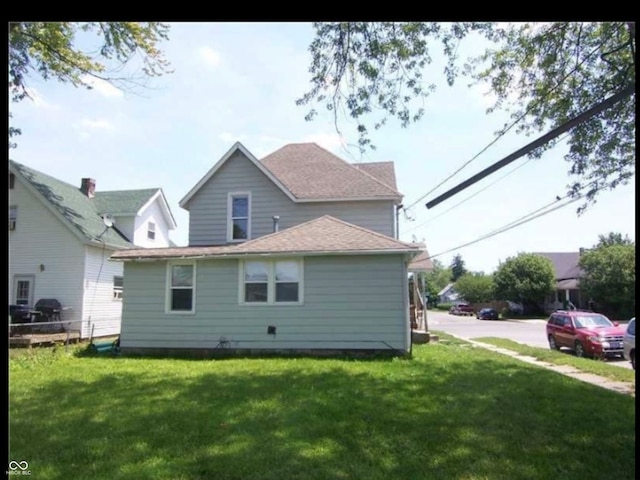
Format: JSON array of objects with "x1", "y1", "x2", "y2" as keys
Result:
[{"x1": 623, "y1": 317, "x2": 635, "y2": 370}]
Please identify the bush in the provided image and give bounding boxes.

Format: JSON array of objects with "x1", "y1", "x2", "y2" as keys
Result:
[{"x1": 435, "y1": 303, "x2": 453, "y2": 311}]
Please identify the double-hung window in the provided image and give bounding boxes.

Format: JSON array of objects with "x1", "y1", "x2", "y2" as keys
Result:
[
  {"x1": 241, "y1": 260, "x2": 302, "y2": 304},
  {"x1": 228, "y1": 192, "x2": 251, "y2": 242},
  {"x1": 147, "y1": 222, "x2": 156, "y2": 241},
  {"x1": 113, "y1": 276, "x2": 124, "y2": 300},
  {"x1": 9, "y1": 206, "x2": 17, "y2": 231},
  {"x1": 166, "y1": 262, "x2": 196, "y2": 313}
]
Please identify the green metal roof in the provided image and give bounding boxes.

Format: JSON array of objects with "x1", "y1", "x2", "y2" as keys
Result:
[{"x1": 9, "y1": 160, "x2": 160, "y2": 249}]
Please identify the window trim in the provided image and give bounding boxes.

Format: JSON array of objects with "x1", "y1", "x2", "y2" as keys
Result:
[
  {"x1": 9, "y1": 205, "x2": 17, "y2": 231},
  {"x1": 147, "y1": 221, "x2": 156, "y2": 241},
  {"x1": 227, "y1": 191, "x2": 251, "y2": 243},
  {"x1": 239, "y1": 258, "x2": 304, "y2": 306},
  {"x1": 113, "y1": 276, "x2": 124, "y2": 301},
  {"x1": 165, "y1": 261, "x2": 196, "y2": 315}
]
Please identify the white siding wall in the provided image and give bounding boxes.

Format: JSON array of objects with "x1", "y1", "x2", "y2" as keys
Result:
[
  {"x1": 8, "y1": 178, "x2": 86, "y2": 329},
  {"x1": 186, "y1": 151, "x2": 396, "y2": 245},
  {"x1": 133, "y1": 199, "x2": 172, "y2": 248},
  {"x1": 121, "y1": 255, "x2": 409, "y2": 353},
  {"x1": 81, "y1": 245, "x2": 123, "y2": 338},
  {"x1": 113, "y1": 215, "x2": 135, "y2": 244}
]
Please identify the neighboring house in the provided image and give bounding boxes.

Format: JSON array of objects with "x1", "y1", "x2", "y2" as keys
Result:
[
  {"x1": 111, "y1": 142, "x2": 425, "y2": 356},
  {"x1": 438, "y1": 283, "x2": 459, "y2": 304},
  {"x1": 8, "y1": 160, "x2": 177, "y2": 338},
  {"x1": 534, "y1": 251, "x2": 589, "y2": 312}
]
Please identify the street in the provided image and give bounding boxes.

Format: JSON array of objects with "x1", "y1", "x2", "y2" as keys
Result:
[{"x1": 425, "y1": 309, "x2": 633, "y2": 370}]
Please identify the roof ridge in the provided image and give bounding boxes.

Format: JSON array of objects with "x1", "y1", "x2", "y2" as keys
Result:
[
  {"x1": 10, "y1": 159, "x2": 85, "y2": 192},
  {"x1": 355, "y1": 161, "x2": 394, "y2": 166},
  {"x1": 95, "y1": 187, "x2": 160, "y2": 194},
  {"x1": 308, "y1": 143, "x2": 402, "y2": 196}
]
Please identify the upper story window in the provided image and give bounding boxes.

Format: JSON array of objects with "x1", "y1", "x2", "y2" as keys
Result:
[
  {"x1": 147, "y1": 222, "x2": 156, "y2": 241},
  {"x1": 9, "y1": 206, "x2": 17, "y2": 231},
  {"x1": 166, "y1": 262, "x2": 196, "y2": 314},
  {"x1": 228, "y1": 192, "x2": 251, "y2": 242},
  {"x1": 113, "y1": 276, "x2": 124, "y2": 300},
  {"x1": 9, "y1": 173, "x2": 15, "y2": 189}
]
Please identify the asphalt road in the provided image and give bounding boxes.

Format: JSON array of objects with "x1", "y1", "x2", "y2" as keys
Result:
[{"x1": 426, "y1": 309, "x2": 633, "y2": 370}]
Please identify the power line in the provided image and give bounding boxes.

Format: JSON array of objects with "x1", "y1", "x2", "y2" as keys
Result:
[
  {"x1": 425, "y1": 82, "x2": 636, "y2": 209},
  {"x1": 403, "y1": 40, "x2": 608, "y2": 212},
  {"x1": 403, "y1": 131, "x2": 573, "y2": 235}
]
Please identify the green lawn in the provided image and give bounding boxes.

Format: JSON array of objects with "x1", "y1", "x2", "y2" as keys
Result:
[
  {"x1": 9, "y1": 342, "x2": 636, "y2": 480},
  {"x1": 472, "y1": 336, "x2": 636, "y2": 384}
]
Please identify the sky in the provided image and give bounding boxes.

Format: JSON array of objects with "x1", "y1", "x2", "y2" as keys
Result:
[{"x1": 9, "y1": 22, "x2": 636, "y2": 274}]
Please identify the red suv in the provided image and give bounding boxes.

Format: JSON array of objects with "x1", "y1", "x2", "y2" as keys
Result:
[
  {"x1": 449, "y1": 302, "x2": 475, "y2": 316},
  {"x1": 546, "y1": 310, "x2": 626, "y2": 359}
]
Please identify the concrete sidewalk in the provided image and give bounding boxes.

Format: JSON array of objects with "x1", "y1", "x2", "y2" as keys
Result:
[{"x1": 451, "y1": 334, "x2": 635, "y2": 397}]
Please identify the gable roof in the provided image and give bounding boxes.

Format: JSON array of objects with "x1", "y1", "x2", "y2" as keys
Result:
[
  {"x1": 260, "y1": 143, "x2": 402, "y2": 201},
  {"x1": 94, "y1": 188, "x2": 177, "y2": 230},
  {"x1": 179, "y1": 142, "x2": 296, "y2": 208},
  {"x1": 408, "y1": 249, "x2": 434, "y2": 272},
  {"x1": 111, "y1": 215, "x2": 422, "y2": 260},
  {"x1": 438, "y1": 283, "x2": 457, "y2": 296},
  {"x1": 9, "y1": 160, "x2": 174, "y2": 249},
  {"x1": 533, "y1": 252, "x2": 582, "y2": 280},
  {"x1": 179, "y1": 142, "x2": 403, "y2": 208},
  {"x1": 354, "y1": 162, "x2": 398, "y2": 191}
]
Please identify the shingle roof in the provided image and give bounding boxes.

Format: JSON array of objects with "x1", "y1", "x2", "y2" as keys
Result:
[
  {"x1": 533, "y1": 252, "x2": 582, "y2": 280},
  {"x1": 354, "y1": 162, "x2": 398, "y2": 191},
  {"x1": 112, "y1": 215, "x2": 422, "y2": 260},
  {"x1": 408, "y1": 250, "x2": 434, "y2": 272},
  {"x1": 93, "y1": 189, "x2": 159, "y2": 215},
  {"x1": 260, "y1": 143, "x2": 402, "y2": 200},
  {"x1": 9, "y1": 160, "x2": 158, "y2": 249}
]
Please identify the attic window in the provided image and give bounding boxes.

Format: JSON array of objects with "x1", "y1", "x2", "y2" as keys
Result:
[
  {"x1": 147, "y1": 222, "x2": 156, "y2": 240},
  {"x1": 9, "y1": 173, "x2": 15, "y2": 189},
  {"x1": 228, "y1": 192, "x2": 251, "y2": 242},
  {"x1": 9, "y1": 206, "x2": 17, "y2": 231}
]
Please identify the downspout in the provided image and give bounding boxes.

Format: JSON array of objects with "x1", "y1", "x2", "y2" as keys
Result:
[{"x1": 395, "y1": 204, "x2": 403, "y2": 239}]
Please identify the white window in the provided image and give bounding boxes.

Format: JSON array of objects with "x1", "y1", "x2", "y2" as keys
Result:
[
  {"x1": 9, "y1": 205, "x2": 17, "y2": 231},
  {"x1": 147, "y1": 222, "x2": 156, "y2": 240},
  {"x1": 227, "y1": 192, "x2": 251, "y2": 242},
  {"x1": 166, "y1": 262, "x2": 196, "y2": 314},
  {"x1": 240, "y1": 259, "x2": 302, "y2": 305},
  {"x1": 113, "y1": 276, "x2": 123, "y2": 300},
  {"x1": 16, "y1": 280, "x2": 30, "y2": 305}
]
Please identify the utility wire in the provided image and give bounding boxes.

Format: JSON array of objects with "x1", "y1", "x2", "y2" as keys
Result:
[
  {"x1": 403, "y1": 40, "x2": 613, "y2": 212},
  {"x1": 403, "y1": 131, "x2": 572, "y2": 235}
]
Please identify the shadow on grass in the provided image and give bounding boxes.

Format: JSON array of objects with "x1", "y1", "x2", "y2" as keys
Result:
[{"x1": 9, "y1": 346, "x2": 636, "y2": 480}]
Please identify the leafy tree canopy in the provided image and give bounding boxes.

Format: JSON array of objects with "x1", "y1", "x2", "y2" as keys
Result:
[
  {"x1": 450, "y1": 253, "x2": 468, "y2": 282},
  {"x1": 454, "y1": 273, "x2": 494, "y2": 304},
  {"x1": 299, "y1": 22, "x2": 635, "y2": 214},
  {"x1": 9, "y1": 22, "x2": 172, "y2": 147},
  {"x1": 579, "y1": 244, "x2": 635, "y2": 318},
  {"x1": 493, "y1": 253, "x2": 556, "y2": 309},
  {"x1": 594, "y1": 231, "x2": 635, "y2": 247}
]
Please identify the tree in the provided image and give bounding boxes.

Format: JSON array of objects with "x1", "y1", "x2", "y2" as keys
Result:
[
  {"x1": 450, "y1": 254, "x2": 467, "y2": 282},
  {"x1": 493, "y1": 253, "x2": 556, "y2": 313},
  {"x1": 299, "y1": 22, "x2": 635, "y2": 214},
  {"x1": 595, "y1": 232, "x2": 634, "y2": 247},
  {"x1": 9, "y1": 22, "x2": 172, "y2": 147},
  {"x1": 579, "y1": 244, "x2": 635, "y2": 319},
  {"x1": 422, "y1": 259, "x2": 452, "y2": 306},
  {"x1": 454, "y1": 273, "x2": 494, "y2": 304}
]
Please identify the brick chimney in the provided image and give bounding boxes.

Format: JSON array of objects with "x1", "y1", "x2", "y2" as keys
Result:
[{"x1": 80, "y1": 178, "x2": 96, "y2": 198}]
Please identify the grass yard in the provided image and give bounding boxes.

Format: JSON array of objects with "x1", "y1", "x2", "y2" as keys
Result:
[
  {"x1": 9, "y1": 341, "x2": 636, "y2": 480},
  {"x1": 473, "y1": 336, "x2": 636, "y2": 384}
]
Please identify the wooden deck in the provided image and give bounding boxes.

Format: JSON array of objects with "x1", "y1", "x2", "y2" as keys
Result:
[{"x1": 9, "y1": 331, "x2": 82, "y2": 348}]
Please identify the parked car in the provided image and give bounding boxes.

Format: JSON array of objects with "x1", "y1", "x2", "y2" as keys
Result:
[
  {"x1": 546, "y1": 310, "x2": 626, "y2": 359},
  {"x1": 449, "y1": 302, "x2": 475, "y2": 316},
  {"x1": 623, "y1": 317, "x2": 635, "y2": 370},
  {"x1": 476, "y1": 308, "x2": 499, "y2": 320}
]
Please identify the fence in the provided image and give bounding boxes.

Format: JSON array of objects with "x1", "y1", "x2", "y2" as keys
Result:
[{"x1": 8, "y1": 316, "x2": 122, "y2": 348}]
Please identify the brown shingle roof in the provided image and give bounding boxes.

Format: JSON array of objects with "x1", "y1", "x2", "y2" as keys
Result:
[
  {"x1": 354, "y1": 162, "x2": 397, "y2": 190},
  {"x1": 408, "y1": 250, "x2": 434, "y2": 272},
  {"x1": 533, "y1": 252, "x2": 582, "y2": 280},
  {"x1": 111, "y1": 215, "x2": 421, "y2": 260},
  {"x1": 260, "y1": 143, "x2": 402, "y2": 201}
]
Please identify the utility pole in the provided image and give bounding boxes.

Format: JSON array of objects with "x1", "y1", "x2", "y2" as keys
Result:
[{"x1": 426, "y1": 83, "x2": 635, "y2": 210}]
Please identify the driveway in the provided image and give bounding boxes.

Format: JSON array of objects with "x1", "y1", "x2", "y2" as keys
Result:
[{"x1": 426, "y1": 309, "x2": 633, "y2": 370}]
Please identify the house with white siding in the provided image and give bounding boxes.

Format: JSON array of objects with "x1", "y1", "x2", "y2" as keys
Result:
[
  {"x1": 8, "y1": 160, "x2": 177, "y2": 339},
  {"x1": 111, "y1": 142, "x2": 429, "y2": 356}
]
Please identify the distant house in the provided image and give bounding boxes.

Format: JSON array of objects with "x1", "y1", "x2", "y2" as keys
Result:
[
  {"x1": 438, "y1": 283, "x2": 459, "y2": 304},
  {"x1": 111, "y1": 142, "x2": 426, "y2": 356},
  {"x1": 534, "y1": 251, "x2": 589, "y2": 312},
  {"x1": 8, "y1": 160, "x2": 177, "y2": 338}
]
